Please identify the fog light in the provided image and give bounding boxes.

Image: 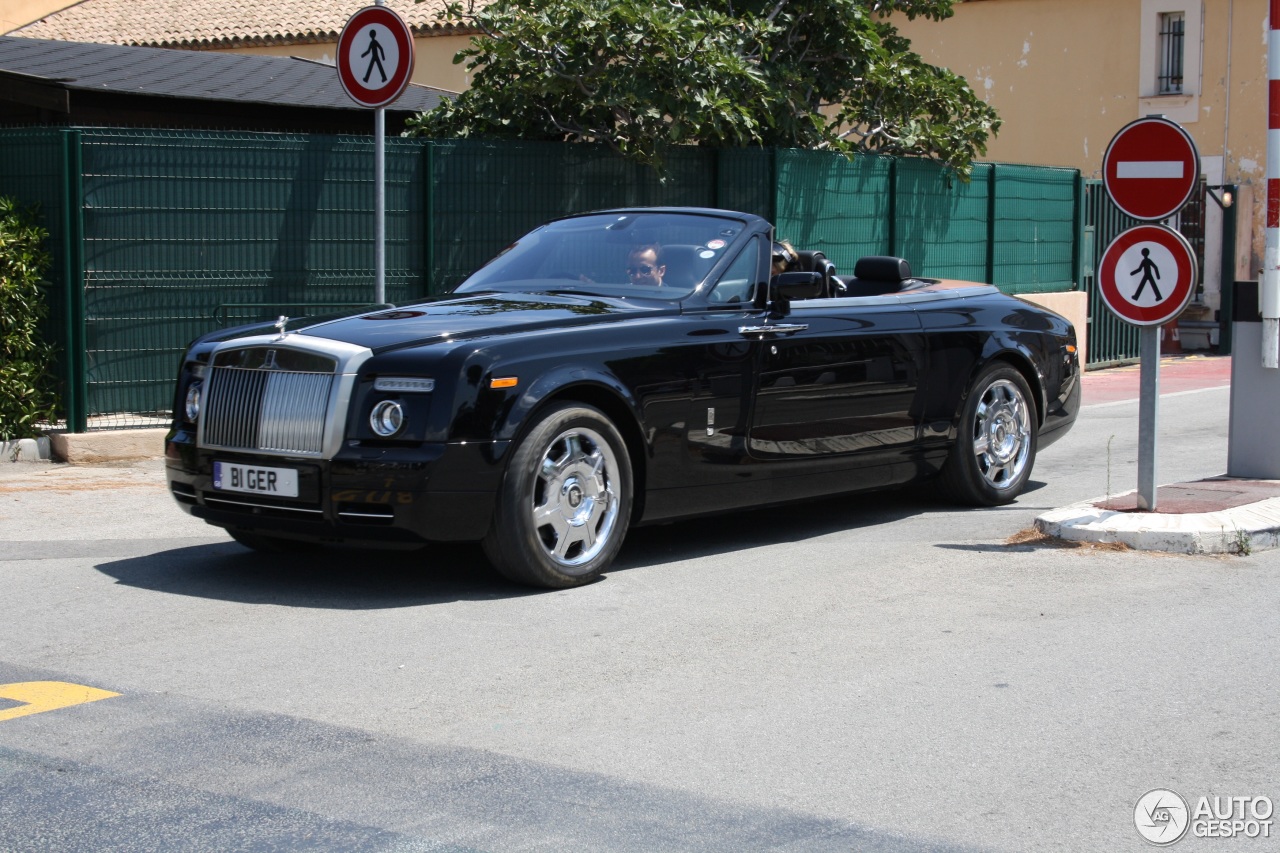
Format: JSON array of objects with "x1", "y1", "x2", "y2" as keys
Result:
[
  {"x1": 370, "y1": 400, "x2": 405, "y2": 436},
  {"x1": 184, "y1": 381, "x2": 202, "y2": 422}
]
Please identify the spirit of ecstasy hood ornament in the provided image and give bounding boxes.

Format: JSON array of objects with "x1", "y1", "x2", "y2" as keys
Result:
[{"x1": 274, "y1": 315, "x2": 290, "y2": 338}]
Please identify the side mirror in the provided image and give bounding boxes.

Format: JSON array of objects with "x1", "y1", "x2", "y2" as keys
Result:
[{"x1": 769, "y1": 271, "x2": 824, "y2": 302}]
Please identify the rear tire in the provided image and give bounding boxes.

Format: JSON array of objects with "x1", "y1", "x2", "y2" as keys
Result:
[
  {"x1": 482, "y1": 403, "x2": 632, "y2": 588},
  {"x1": 940, "y1": 363, "x2": 1038, "y2": 505}
]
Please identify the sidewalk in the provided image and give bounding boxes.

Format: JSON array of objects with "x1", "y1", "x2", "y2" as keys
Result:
[{"x1": 1036, "y1": 353, "x2": 1280, "y2": 554}]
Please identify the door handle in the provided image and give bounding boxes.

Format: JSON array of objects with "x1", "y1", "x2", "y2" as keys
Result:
[{"x1": 739, "y1": 323, "x2": 808, "y2": 338}]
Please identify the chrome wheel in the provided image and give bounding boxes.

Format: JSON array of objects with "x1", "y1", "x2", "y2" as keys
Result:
[
  {"x1": 484, "y1": 404, "x2": 632, "y2": 588},
  {"x1": 940, "y1": 364, "x2": 1038, "y2": 506},
  {"x1": 529, "y1": 426, "x2": 622, "y2": 570},
  {"x1": 971, "y1": 378, "x2": 1032, "y2": 491}
]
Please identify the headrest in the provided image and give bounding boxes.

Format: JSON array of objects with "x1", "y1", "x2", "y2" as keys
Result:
[
  {"x1": 658, "y1": 244, "x2": 708, "y2": 288},
  {"x1": 796, "y1": 250, "x2": 827, "y2": 273},
  {"x1": 853, "y1": 256, "x2": 911, "y2": 282}
]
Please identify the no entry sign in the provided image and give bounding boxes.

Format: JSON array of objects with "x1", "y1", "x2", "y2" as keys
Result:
[
  {"x1": 1103, "y1": 117, "x2": 1200, "y2": 221},
  {"x1": 1097, "y1": 224, "x2": 1198, "y2": 326},
  {"x1": 337, "y1": 6, "x2": 415, "y2": 108}
]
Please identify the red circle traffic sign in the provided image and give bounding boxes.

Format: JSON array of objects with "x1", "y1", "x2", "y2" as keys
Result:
[
  {"x1": 337, "y1": 6, "x2": 416, "y2": 108},
  {"x1": 1102, "y1": 117, "x2": 1200, "y2": 221},
  {"x1": 1097, "y1": 224, "x2": 1197, "y2": 326}
]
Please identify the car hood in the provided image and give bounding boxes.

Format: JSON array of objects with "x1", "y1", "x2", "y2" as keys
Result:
[{"x1": 296, "y1": 292, "x2": 675, "y2": 352}]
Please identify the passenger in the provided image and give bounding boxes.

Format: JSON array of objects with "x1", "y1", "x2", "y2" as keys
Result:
[
  {"x1": 772, "y1": 240, "x2": 798, "y2": 277},
  {"x1": 627, "y1": 244, "x2": 665, "y2": 287}
]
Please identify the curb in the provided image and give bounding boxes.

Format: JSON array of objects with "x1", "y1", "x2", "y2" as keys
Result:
[
  {"x1": 5, "y1": 429, "x2": 168, "y2": 464},
  {"x1": 2, "y1": 436, "x2": 53, "y2": 463},
  {"x1": 1035, "y1": 497, "x2": 1280, "y2": 555}
]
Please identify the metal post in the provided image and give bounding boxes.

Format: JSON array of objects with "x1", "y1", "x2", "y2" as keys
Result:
[
  {"x1": 375, "y1": 106, "x2": 386, "y2": 305},
  {"x1": 1264, "y1": 0, "x2": 1280, "y2": 367},
  {"x1": 1218, "y1": 184, "x2": 1238, "y2": 354},
  {"x1": 1137, "y1": 325, "x2": 1160, "y2": 510},
  {"x1": 60, "y1": 129, "x2": 87, "y2": 433},
  {"x1": 986, "y1": 164, "x2": 998, "y2": 285},
  {"x1": 424, "y1": 141, "x2": 435, "y2": 296}
]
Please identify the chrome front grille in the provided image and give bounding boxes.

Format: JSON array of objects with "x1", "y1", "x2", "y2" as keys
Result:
[{"x1": 203, "y1": 365, "x2": 335, "y2": 455}]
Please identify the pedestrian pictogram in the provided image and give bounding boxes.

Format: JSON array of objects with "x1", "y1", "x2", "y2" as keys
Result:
[
  {"x1": 362, "y1": 28, "x2": 387, "y2": 84},
  {"x1": 1098, "y1": 224, "x2": 1197, "y2": 327},
  {"x1": 1131, "y1": 248, "x2": 1162, "y2": 301},
  {"x1": 336, "y1": 6, "x2": 415, "y2": 108},
  {"x1": 1103, "y1": 117, "x2": 1201, "y2": 221}
]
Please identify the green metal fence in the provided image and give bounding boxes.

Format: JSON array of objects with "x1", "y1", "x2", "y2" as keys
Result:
[{"x1": 0, "y1": 128, "x2": 1086, "y2": 430}]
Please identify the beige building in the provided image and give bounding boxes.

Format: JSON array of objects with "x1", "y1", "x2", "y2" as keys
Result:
[
  {"x1": 6, "y1": 0, "x2": 480, "y2": 93},
  {"x1": 896, "y1": 0, "x2": 1268, "y2": 316}
]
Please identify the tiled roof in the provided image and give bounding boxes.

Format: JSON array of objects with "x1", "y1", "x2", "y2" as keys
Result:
[
  {"x1": 12, "y1": 0, "x2": 481, "y2": 49},
  {"x1": 0, "y1": 35, "x2": 452, "y2": 111}
]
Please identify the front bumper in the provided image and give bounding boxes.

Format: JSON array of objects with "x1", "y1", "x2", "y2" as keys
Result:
[{"x1": 165, "y1": 430, "x2": 507, "y2": 545}]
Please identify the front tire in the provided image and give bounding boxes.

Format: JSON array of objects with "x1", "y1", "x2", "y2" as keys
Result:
[
  {"x1": 940, "y1": 363, "x2": 1038, "y2": 505},
  {"x1": 482, "y1": 403, "x2": 632, "y2": 588}
]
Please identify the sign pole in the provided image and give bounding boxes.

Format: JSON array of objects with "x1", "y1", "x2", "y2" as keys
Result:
[
  {"x1": 375, "y1": 105, "x2": 385, "y2": 305},
  {"x1": 336, "y1": 2, "x2": 414, "y2": 308},
  {"x1": 1137, "y1": 326, "x2": 1160, "y2": 510},
  {"x1": 373, "y1": 0, "x2": 386, "y2": 306},
  {"x1": 1265, "y1": 0, "x2": 1280, "y2": 368},
  {"x1": 1098, "y1": 113, "x2": 1200, "y2": 512}
]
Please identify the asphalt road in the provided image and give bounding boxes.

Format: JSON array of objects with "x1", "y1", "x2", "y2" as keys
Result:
[{"x1": 0, "y1": 357, "x2": 1275, "y2": 852}]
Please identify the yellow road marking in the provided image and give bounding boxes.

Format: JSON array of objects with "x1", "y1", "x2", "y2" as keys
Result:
[{"x1": 0, "y1": 681, "x2": 121, "y2": 722}]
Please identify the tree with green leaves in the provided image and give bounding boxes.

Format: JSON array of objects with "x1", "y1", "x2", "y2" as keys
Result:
[{"x1": 407, "y1": 0, "x2": 1000, "y2": 175}]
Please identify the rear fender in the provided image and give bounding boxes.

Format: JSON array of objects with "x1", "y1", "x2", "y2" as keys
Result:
[{"x1": 978, "y1": 337, "x2": 1050, "y2": 427}]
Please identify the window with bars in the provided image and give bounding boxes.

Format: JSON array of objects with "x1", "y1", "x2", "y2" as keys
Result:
[{"x1": 1158, "y1": 12, "x2": 1185, "y2": 94}]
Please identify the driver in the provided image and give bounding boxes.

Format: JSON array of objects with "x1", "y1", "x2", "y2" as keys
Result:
[{"x1": 626, "y1": 244, "x2": 665, "y2": 287}]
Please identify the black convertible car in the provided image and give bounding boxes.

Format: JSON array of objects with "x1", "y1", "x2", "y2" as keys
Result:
[{"x1": 166, "y1": 208, "x2": 1080, "y2": 587}]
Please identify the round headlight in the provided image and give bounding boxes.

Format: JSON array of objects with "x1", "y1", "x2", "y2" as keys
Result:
[
  {"x1": 184, "y1": 381, "x2": 202, "y2": 422},
  {"x1": 370, "y1": 400, "x2": 405, "y2": 437}
]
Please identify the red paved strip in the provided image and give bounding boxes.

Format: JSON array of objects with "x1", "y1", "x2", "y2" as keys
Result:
[
  {"x1": 1096, "y1": 478, "x2": 1280, "y2": 513},
  {"x1": 1081, "y1": 354, "x2": 1231, "y2": 406}
]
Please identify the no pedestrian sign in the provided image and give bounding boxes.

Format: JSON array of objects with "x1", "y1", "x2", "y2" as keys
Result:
[
  {"x1": 1097, "y1": 224, "x2": 1198, "y2": 326},
  {"x1": 1103, "y1": 117, "x2": 1200, "y2": 221},
  {"x1": 337, "y1": 6, "x2": 415, "y2": 108}
]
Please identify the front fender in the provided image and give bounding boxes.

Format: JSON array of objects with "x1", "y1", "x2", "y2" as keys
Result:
[{"x1": 495, "y1": 364, "x2": 646, "y2": 445}]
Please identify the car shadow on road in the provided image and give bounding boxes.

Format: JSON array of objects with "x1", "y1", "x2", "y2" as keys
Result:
[
  {"x1": 95, "y1": 481, "x2": 1048, "y2": 608},
  {"x1": 94, "y1": 539, "x2": 529, "y2": 609}
]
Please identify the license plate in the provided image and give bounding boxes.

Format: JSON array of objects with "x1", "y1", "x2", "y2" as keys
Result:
[{"x1": 212, "y1": 461, "x2": 299, "y2": 498}]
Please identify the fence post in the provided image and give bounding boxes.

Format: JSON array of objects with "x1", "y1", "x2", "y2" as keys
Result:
[
  {"x1": 769, "y1": 147, "x2": 779, "y2": 226},
  {"x1": 986, "y1": 164, "x2": 998, "y2": 284},
  {"x1": 424, "y1": 139, "x2": 436, "y2": 296},
  {"x1": 59, "y1": 129, "x2": 86, "y2": 433},
  {"x1": 1072, "y1": 173, "x2": 1085, "y2": 290},
  {"x1": 887, "y1": 158, "x2": 898, "y2": 256},
  {"x1": 1218, "y1": 183, "x2": 1239, "y2": 355}
]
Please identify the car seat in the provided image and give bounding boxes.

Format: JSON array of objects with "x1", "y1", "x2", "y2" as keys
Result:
[{"x1": 836, "y1": 256, "x2": 912, "y2": 296}]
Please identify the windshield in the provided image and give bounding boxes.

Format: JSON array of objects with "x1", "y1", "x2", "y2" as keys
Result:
[{"x1": 453, "y1": 212, "x2": 750, "y2": 301}]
